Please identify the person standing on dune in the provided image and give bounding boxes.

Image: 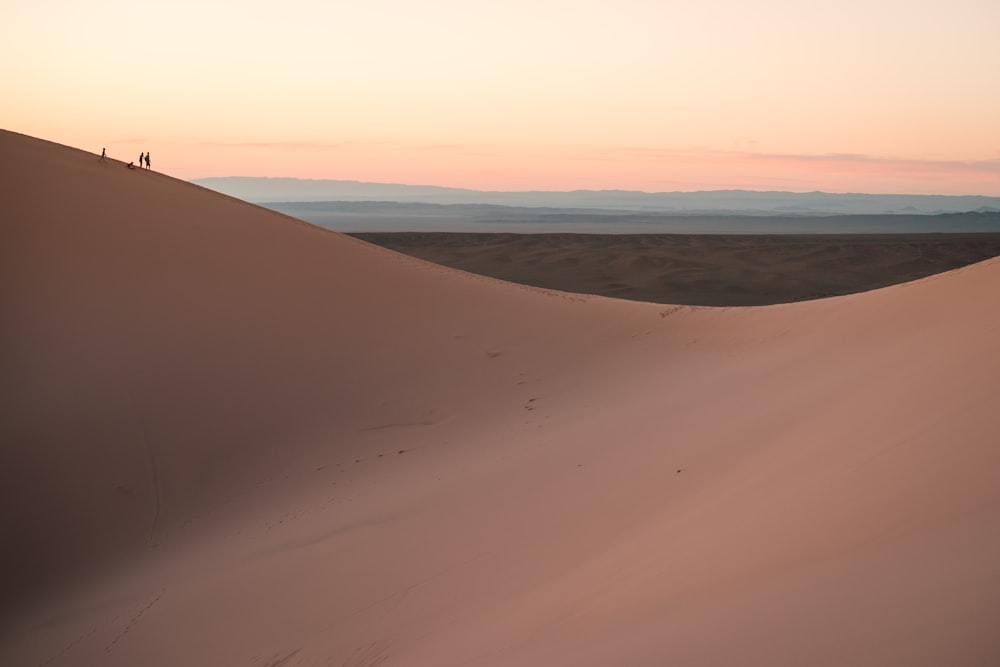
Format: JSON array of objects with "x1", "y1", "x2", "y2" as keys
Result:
[
  {"x1": 145, "y1": 152, "x2": 151, "y2": 170},
  {"x1": 139, "y1": 152, "x2": 144, "y2": 169}
]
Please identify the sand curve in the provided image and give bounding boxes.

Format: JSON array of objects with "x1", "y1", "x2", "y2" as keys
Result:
[{"x1": 2, "y1": 130, "x2": 999, "y2": 666}]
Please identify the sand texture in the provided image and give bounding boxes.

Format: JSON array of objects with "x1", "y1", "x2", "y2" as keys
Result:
[
  {"x1": 3, "y1": 129, "x2": 1000, "y2": 666},
  {"x1": 352, "y1": 231, "x2": 1000, "y2": 305}
]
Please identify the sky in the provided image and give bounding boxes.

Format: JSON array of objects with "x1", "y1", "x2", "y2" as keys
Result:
[{"x1": 3, "y1": 0, "x2": 999, "y2": 195}]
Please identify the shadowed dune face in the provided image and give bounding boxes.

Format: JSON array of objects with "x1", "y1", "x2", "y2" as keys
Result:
[
  {"x1": 0, "y1": 131, "x2": 649, "y2": 604},
  {"x1": 2, "y1": 130, "x2": 1000, "y2": 666}
]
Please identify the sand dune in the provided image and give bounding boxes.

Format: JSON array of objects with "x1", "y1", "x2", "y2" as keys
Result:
[
  {"x1": 2, "y1": 129, "x2": 999, "y2": 666},
  {"x1": 353, "y1": 231, "x2": 1000, "y2": 305}
]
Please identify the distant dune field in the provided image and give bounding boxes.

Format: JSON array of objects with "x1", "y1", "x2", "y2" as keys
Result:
[
  {"x1": 3, "y1": 129, "x2": 1000, "y2": 667},
  {"x1": 352, "y1": 231, "x2": 1000, "y2": 305}
]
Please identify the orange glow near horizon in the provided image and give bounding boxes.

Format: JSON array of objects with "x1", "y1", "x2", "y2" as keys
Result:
[
  {"x1": 137, "y1": 142, "x2": 999, "y2": 196},
  {"x1": 3, "y1": 0, "x2": 999, "y2": 195}
]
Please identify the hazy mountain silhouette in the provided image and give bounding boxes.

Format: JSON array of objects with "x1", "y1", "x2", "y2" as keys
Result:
[{"x1": 193, "y1": 177, "x2": 1000, "y2": 216}]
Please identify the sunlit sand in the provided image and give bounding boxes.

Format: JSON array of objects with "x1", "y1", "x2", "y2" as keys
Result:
[{"x1": 3, "y1": 130, "x2": 999, "y2": 666}]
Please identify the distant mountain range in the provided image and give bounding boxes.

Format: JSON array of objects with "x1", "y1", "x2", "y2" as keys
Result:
[{"x1": 193, "y1": 177, "x2": 1000, "y2": 216}]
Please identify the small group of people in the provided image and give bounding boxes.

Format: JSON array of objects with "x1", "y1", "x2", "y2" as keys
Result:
[{"x1": 122, "y1": 150, "x2": 151, "y2": 170}]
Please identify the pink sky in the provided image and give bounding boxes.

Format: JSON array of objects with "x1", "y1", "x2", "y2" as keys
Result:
[{"x1": 4, "y1": 0, "x2": 999, "y2": 194}]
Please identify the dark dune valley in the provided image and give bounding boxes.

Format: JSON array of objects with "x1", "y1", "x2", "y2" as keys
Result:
[{"x1": 351, "y1": 231, "x2": 1000, "y2": 305}]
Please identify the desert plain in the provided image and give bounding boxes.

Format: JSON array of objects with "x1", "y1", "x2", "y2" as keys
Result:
[
  {"x1": 3, "y1": 129, "x2": 1000, "y2": 666},
  {"x1": 352, "y1": 231, "x2": 1000, "y2": 305}
]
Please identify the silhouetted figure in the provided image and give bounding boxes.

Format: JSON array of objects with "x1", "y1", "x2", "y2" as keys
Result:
[
  {"x1": 145, "y1": 153, "x2": 151, "y2": 170},
  {"x1": 101, "y1": 148, "x2": 106, "y2": 160},
  {"x1": 127, "y1": 161, "x2": 136, "y2": 170},
  {"x1": 139, "y1": 152, "x2": 144, "y2": 168}
]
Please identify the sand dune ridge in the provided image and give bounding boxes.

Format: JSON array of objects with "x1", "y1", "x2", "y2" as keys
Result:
[{"x1": 2, "y1": 130, "x2": 999, "y2": 666}]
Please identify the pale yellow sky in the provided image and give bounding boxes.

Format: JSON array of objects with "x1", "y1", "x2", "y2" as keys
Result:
[{"x1": 3, "y1": 0, "x2": 999, "y2": 193}]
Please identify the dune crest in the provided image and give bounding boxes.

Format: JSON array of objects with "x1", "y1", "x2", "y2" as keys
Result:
[{"x1": 3, "y1": 130, "x2": 999, "y2": 666}]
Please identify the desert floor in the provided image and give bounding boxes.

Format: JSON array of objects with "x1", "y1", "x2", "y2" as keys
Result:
[{"x1": 352, "y1": 231, "x2": 1000, "y2": 305}]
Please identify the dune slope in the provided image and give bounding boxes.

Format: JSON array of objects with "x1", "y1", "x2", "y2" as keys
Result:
[{"x1": 2, "y1": 130, "x2": 999, "y2": 666}]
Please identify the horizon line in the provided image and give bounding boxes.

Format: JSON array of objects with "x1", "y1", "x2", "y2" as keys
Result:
[{"x1": 189, "y1": 176, "x2": 1000, "y2": 199}]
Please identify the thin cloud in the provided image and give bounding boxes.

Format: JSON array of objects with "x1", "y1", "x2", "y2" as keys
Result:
[
  {"x1": 398, "y1": 143, "x2": 464, "y2": 152},
  {"x1": 194, "y1": 140, "x2": 466, "y2": 152},
  {"x1": 592, "y1": 146, "x2": 1000, "y2": 175},
  {"x1": 196, "y1": 140, "x2": 348, "y2": 150},
  {"x1": 749, "y1": 151, "x2": 1000, "y2": 174}
]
